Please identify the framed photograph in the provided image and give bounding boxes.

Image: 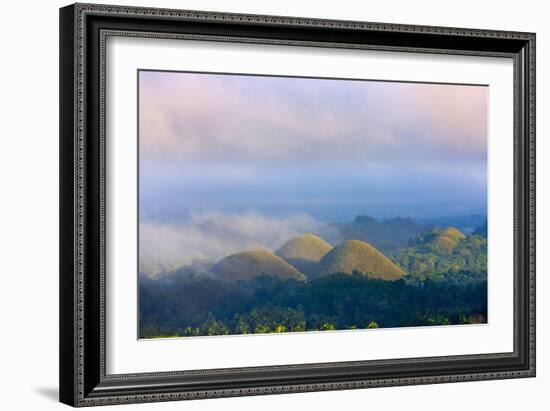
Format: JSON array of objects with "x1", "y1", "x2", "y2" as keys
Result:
[{"x1": 59, "y1": 3, "x2": 536, "y2": 407}]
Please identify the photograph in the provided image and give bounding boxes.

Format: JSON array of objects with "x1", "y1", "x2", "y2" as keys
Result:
[{"x1": 137, "y1": 71, "x2": 489, "y2": 339}]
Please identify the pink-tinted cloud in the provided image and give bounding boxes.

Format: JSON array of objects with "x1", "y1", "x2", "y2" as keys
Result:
[{"x1": 138, "y1": 71, "x2": 487, "y2": 169}]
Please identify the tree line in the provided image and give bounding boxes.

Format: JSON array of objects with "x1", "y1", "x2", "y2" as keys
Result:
[{"x1": 139, "y1": 271, "x2": 487, "y2": 338}]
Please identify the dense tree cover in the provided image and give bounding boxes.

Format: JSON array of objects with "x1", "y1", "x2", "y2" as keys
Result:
[
  {"x1": 139, "y1": 272, "x2": 487, "y2": 338},
  {"x1": 390, "y1": 234, "x2": 487, "y2": 284}
]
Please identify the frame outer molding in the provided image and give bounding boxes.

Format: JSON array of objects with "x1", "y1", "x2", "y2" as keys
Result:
[{"x1": 60, "y1": 2, "x2": 536, "y2": 407}]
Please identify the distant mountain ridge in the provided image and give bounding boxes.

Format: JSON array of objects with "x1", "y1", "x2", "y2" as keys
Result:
[
  {"x1": 473, "y1": 221, "x2": 487, "y2": 237},
  {"x1": 334, "y1": 215, "x2": 424, "y2": 253},
  {"x1": 416, "y1": 214, "x2": 486, "y2": 233},
  {"x1": 331, "y1": 214, "x2": 485, "y2": 254}
]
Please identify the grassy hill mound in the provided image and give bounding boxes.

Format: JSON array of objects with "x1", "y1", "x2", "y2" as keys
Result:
[
  {"x1": 410, "y1": 226, "x2": 466, "y2": 251},
  {"x1": 212, "y1": 250, "x2": 306, "y2": 282},
  {"x1": 432, "y1": 227, "x2": 466, "y2": 251},
  {"x1": 275, "y1": 234, "x2": 332, "y2": 278},
  {"x1": 276, "y1": 234, "x2": 332, "y2": 261},
  {"x1": 318, "y1": 240, "x2": 405, "y2": 280}
]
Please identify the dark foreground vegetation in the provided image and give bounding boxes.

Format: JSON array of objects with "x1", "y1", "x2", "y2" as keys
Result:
[{"x1": 139, "y1": 272, "x2": 487, "y2": 338}]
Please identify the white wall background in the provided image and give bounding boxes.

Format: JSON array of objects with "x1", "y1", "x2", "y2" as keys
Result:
[{"x1": 0, "y1": 0, "x2": 546, "y2": 409}]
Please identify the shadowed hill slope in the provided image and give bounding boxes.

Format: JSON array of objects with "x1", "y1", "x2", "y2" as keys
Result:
[
  {"x1": 318, "y1": 239, "x2": 405, "y2": 280},
  {"x1": 212, "y1": 250, "x2": 306, "y2": 282},
  {"x1": 275, "y1": 234, "x2": 332, "y2": 278}
]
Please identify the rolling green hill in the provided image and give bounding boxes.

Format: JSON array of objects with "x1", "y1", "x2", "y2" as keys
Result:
[
  {"x1": 391, "y1": 229, "x2": 487, "y2": 283},
  {"x1": 410, "y1": 226, "x2": 466, "y2": 251},
  {"x1": 318, "y1": 239, "x2": 405, "y2": 280},
  {"x1": 212, "y1": 250, "x2": 306, "y2": 282},
  {"x1": 275, "y1": 234, "x2": 332, "y2": 278}
]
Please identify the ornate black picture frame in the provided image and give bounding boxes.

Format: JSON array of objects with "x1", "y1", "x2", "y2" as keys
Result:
[{"x1": 59, "y1": 3, "x2": 535, "y2": 407}]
